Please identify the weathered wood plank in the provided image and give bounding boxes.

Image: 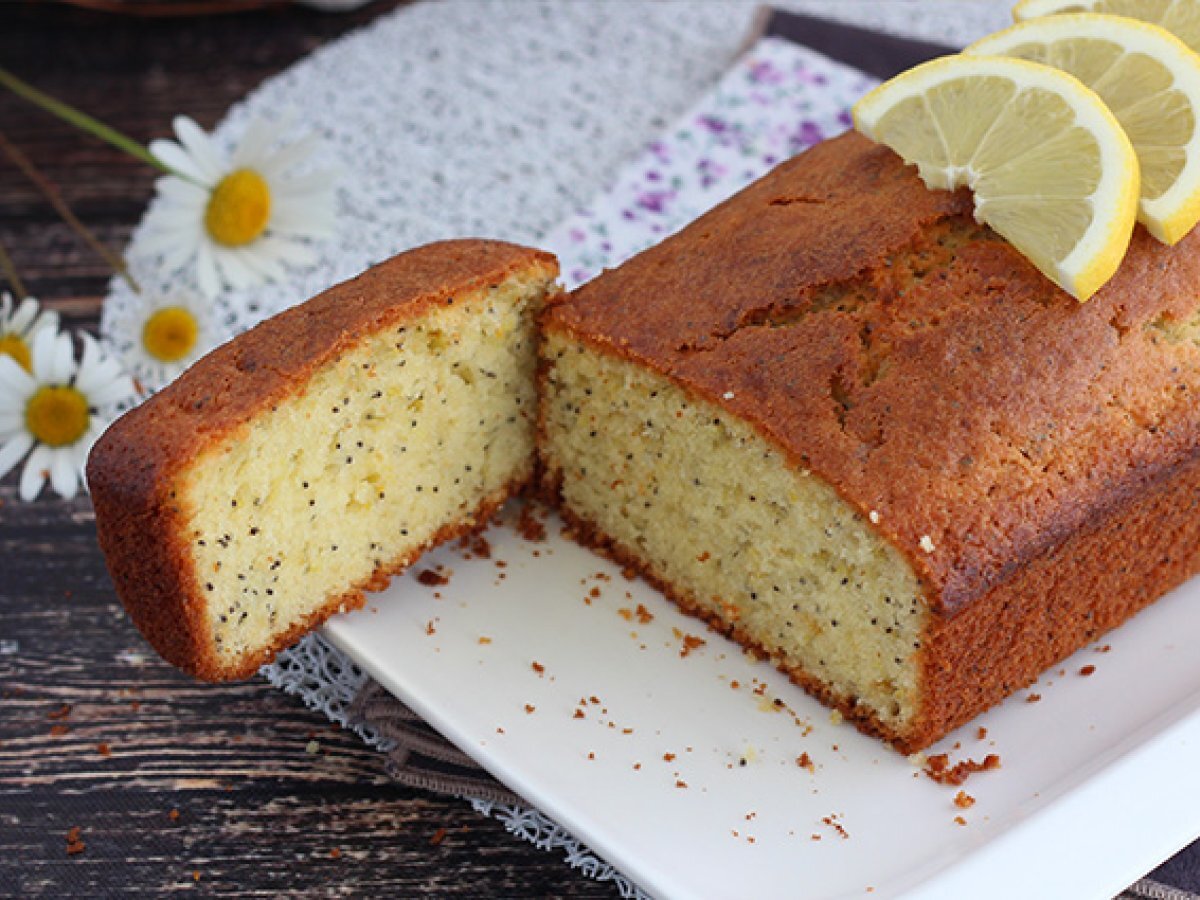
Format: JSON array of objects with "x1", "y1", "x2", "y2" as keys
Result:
[{"x1": 0, "y1": 5, "x2": 621, "y2": 895}]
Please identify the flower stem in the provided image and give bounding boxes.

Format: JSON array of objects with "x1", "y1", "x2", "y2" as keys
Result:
[
  {"x1": 0, "y1": 131, "x2": 141, "y2": 295},
  {"x1": 0, "y1": 65, "x2": 178, "y2": 178},
  {"x1": 0, "y1": 237, "x2": 27, "y2": 300}
]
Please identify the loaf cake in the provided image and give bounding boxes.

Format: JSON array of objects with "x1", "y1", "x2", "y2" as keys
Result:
[
  {"x1": 538, "y1": 130, "x2": 1200, "y2": 753},
  {"x1": 89, "y1": 240, "x2": 558, "y2": 681}
]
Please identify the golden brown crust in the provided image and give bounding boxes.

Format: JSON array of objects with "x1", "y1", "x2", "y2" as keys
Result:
[
  {"x1": 542, "y1": 131, "x2": 1200, "y2": 616},
  {"x1": 88, "y1": 240, "x2": 557, "y2": 681},
  {"x1": 904, "y1": 444, "x2": 1200, "y2": 752}
]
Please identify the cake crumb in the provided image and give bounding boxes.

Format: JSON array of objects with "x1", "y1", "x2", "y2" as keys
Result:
[
  {"x1": 796, "y1": 752, "x2": 814, "y2": 772},
  {"x1": 305, "y1": 740, "x2": 320, "y2": 754},
  {"x1": 954, "y1": 816, "x2": 968, "y2": 826},
  {"x1": 924, "y1": 753, "x2": 1001, "y2": 786},
  {"x1": 169, "y1": 809, "x2": 180, "y2": 822},
  {"x1": 417, "y1": 568, "x2": 449, "y2": 587},
  {"x1": 663, "y1": 752, "x2": 676, "y2": 762},
  {"x1": 458, "y1": 532, "x2": 492, "y2": 559},
  {"x1": 1094, "y1": 644, "x2": 1112, "y2": 653},
  {"x1": 430, "y1": 827, "x2": 447, "y2": 846},
  {"x1": 478, "y1": 636, "x2": 492, "y2": 645},
  {"x1": 97, "y1": 742, "x2": 112, "y2": 758},
  {"x1": 919, "y1": 535, "x2": 935, "y2": 553},
  {"x1": 679, "y1": 633, "x2": 706, "y2": 657},
  {"x1": 635, "y1": 604, "x2": 654, "y2": 624},
  {"x1": 531, "y1": 661, "x2": 545, "y2": 675},
  {"x1": 675, "y1": 779, "x2": 688, "y2": 789},
  {"x1": 829, "y1": 710, "x2": 844, "y2": 725},
  {"x1": 573, "y1": 709, "x2": 585, "y2": 719},
  {"x1": 424, "y1": 619, "x2": 437, "y2": 636},
  {"x1": 1079, "y1": 664, "x2": 1096, "y2": 676},
  {"x1": 821, "y1": 814, "x2": 849, "y2": 840},
  {"x1": 523, "y1": 704, "x2": 536, "y2": 714},
  {"x1": 330, "y1": 847, "x2": 342, "y2": 859},
  {"x1": 1026, "y1": 693, "x2": 1041, "y2": 703},
  {"x1": 953, "y1": 790, "x2": 975, "y2": 809},
  {"x1": 50, "y1": 725, "x2": 70, "y2": 737},
  {"x1": 48, "y1": 704, "x2": 71, "y2": 721},
  {"x1": 65, "y1": 826, "x2": 85, "y2": 856},
  {"x1": 976, "y1": 727, "x2": 988, "y2": 740}
]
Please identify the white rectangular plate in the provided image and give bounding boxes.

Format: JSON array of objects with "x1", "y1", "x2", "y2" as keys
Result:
[{"x1": 324, "y1": 504, "x2": 1200, "y2": 899}]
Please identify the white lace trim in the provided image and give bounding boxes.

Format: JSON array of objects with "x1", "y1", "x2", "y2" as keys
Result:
[{"x1": 112, "y1": 0, "x2": 1008, "y2": 893}]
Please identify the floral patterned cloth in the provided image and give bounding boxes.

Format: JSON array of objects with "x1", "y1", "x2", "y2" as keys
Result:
[{"x1": 543, "y1": 37, "x2": 876, "y2": 289}]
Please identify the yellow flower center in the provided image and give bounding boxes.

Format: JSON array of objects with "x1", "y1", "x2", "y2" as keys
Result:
[
  {"x1": 25, "y1": 385, "x2": 90, "y2": 448},
  {"x1": 204, "y1": 168, "x2": 271, "y2": 247},
  {"x1": 143, "y1": 306, "x2": 200, "y2": 363},
  {"x1": 0, "y1": 333, "x2": 32, "y2": 372}
]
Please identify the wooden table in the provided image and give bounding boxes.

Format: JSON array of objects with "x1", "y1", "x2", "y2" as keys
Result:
[{"x1": 0, "y1": 4, "x2": 617, "y2": 895}]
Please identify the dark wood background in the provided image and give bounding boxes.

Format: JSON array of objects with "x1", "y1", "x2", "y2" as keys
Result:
[{"x1": 0, "y1": 2, "x2": 619, "y2": 895}]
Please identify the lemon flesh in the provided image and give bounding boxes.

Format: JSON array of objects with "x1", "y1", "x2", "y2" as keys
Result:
[
  {"x1": 853, "y1": 55, "x2": 1139, "y2": 301},
  {"x1": 1014, "y1": 0, "x2": 1200, "y2": 53},
  {"x1": 971, "y1": 13, "x2": 1200, "y2": 243}
]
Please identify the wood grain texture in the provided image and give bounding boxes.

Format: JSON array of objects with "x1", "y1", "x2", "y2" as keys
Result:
[{"x1": 0, "y1": 5, "x2": 618, "y2": 896}]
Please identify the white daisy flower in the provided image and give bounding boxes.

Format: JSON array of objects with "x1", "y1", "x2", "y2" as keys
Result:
[
  {"x1": 142, "y1": 114, "x2": 336, "y2": 297},
  {"x1": 0, "y1": 292, "x2": 60, "y2": 374},
  {"x1": 119, "y1": 289, "x2": 214, "y2": 388},
  {"x1": 0, "y1": 328, "x2": 136, "y2": 501}
]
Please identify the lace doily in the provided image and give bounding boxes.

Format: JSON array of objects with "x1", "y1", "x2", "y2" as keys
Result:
[{"x1": 101, "y1": 2, "x2": 1009, "y2": 894}]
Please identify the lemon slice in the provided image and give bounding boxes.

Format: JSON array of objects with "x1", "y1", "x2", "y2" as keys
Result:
[
  {"x1": 853, "y1": 55, "x2": 1139, "y2": 301},
  {"x1": 1013, "y1": 0, "x2": 1200, "y2": 52},
  {"x1": 969, "y1": 14, "x2": 1200, "y2": 243}
]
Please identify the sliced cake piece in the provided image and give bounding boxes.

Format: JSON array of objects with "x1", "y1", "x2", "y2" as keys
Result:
[
  {"x1": 90, "y1": 240, "x2": 558, "y2": 681},
  {"x1": 538, "y1": 131, "x2": 1200, "y2": 753}
]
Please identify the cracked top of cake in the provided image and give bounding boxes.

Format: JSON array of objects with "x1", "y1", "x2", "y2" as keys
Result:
[{"x1": 544, "y1": 131, "x2": 1200, "y2": 614}]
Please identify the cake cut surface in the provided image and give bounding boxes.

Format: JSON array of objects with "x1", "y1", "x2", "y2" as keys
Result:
[
  {"x1": 539, "y1": 130, "x2": 1200, "y2": 752},
  {"x1": 89, "y1": 240, "x2": 558, "y2": 681},
  {"x1": 541, "y1": 334, "x2": 928, "y2": 731}
]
